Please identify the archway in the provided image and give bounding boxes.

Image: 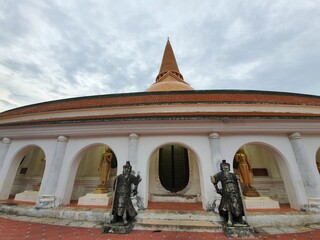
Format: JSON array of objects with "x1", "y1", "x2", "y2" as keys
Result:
[
  {"x1": 11, "y1": 146, "x2": 46, "y2": 202},
  {"x1": 70, "y1": 144, "x2": 117, "y2": 205},
  {"x1": 316, "y1": 148, "x2": 320, "y2": 174},
  {"x1": 148, "y1": 144, "x2": 201, "y2": 203},
  {"x1": 233, "y1": 143, "x2": 289, "y2": 204}
]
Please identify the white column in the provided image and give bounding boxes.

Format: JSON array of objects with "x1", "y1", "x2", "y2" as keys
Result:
[
  {"x1": 0, "y1": 138, "x2": 11, "y2": 171},
  {"x1": 209, "y1": 133, "x2": 222, "y2": 172},
  {"x1": 208, "y1": 133, "x2": 222, "y2": 211},
  {"x1": 127, "y1": 133, "x2": 144, "y2": 210},
  {"x1": 128, "y1": 133, "x2": 139, "y2": 173},
  {"x1": 289, "y1": 132, "x2": 320, "y2": 198},
  {"x1": 36, "y1": 136, "x2": 69, "y2": 208}
]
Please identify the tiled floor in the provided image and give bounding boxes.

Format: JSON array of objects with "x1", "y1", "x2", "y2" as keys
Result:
[
  {"x1": 1, "y1": 200, "x2": 320, "y2": 239},
  {"x1": 1, "y1": 216, "x2": 320, "y2": 240}
]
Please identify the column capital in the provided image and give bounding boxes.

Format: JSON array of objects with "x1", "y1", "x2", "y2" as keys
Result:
[
  {"x1": 209, "y1": 132, "x2": 220, "y2": 139},
  {"x1": 289, "y1": 132, "x2": 301, "y2": 140},
  {"x1": 57, "y1": 136, "x2": 69, "y2": 142},
  {"x1": 2, "y1": 137, "x2": 11, "y2": 144},
  {"x1": 129, "y1": 133, "x2": 139, "y2": 139}
]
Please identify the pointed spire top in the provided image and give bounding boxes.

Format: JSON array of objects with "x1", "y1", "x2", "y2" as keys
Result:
[
  {"x1": 146, "y1": 39, "x2": 193, "y2": 92},
  {"x1": 157, "y1": 38, "x2": 181, "y2": 79}
]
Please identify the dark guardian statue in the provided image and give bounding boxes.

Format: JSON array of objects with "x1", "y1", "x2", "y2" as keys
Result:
[
  {"x1": 103, "y1": 161, "x2": 141, "y2": 234},
  {"x1": 211, "y1": 159, "x2": 255, "y2": 238}
]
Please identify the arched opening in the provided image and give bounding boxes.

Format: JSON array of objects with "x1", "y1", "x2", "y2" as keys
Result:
[
  {"x1": 11, "y1": 146, "x2": 46, "y2": 202},
  {"x1": 316, "y1": 148, "x2": 320, "y2": 174},
  {"x1": 233, "y1": 143, "x2": 289, "y2": 206},
  {"x1": 149, "y1": 144, "x2": 201, "y2": 203},
  {"x1": 159, "y1": 145, "x2": 189, "y2": 192},
  {"x1": 70, "y1": 144, "x2": 117, "y2": 206}
]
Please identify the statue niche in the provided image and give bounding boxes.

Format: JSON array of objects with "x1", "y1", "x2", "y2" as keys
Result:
[
  {"x1": 233, "y1": 148, "x2": 260, "y2": 197},
  {"x1": 96, "y1": 147, "x2": 113, "y2": 194}
]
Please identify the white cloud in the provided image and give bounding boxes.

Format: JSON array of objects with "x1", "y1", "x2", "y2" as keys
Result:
[{"x1": 0, "y1": 0, "x2": 320, "y2": 112}]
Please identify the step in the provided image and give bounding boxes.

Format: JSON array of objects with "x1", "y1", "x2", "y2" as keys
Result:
[
  {"x1": 134, "y1": 218, "x2": 223, "y2": 232},
  {"x1": 137, "y1": 209, "x2": 221, "y2": 222}
]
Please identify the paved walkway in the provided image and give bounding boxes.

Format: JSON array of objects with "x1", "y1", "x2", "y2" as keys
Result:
[
  {"x1": 1, "y1": 213, "x2": 320, "y2": 240},
  {"x1": 2, "y1": 201, "x2": 320, "y2": 239}
]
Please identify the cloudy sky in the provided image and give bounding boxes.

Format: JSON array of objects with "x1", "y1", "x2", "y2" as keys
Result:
[{"x1": 0, "y1": 1, "x2": 320, "y2": 112}]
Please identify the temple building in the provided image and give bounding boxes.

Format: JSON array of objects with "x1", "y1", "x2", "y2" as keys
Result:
[{"x1": 1, "y1": 39, "x2": 320, "y2": 212}]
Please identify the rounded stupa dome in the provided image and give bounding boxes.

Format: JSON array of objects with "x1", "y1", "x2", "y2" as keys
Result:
[{"x1": 147, "y1": 77, "x2": 194, "y2": 92}]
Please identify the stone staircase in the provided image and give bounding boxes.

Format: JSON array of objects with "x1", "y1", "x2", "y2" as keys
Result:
[{"x1": 134, "y1": 209, "x2": 223, "y2": 232}]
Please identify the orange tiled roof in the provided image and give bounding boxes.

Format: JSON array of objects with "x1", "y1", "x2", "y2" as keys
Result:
[{"x1": 1, "y1": 90, "x2": 320, "y2": 119}]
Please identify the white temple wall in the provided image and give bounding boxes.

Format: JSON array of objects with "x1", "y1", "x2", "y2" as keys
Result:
[{"x1": 0, "y1": 119, "x2": 319, "y2": 210}]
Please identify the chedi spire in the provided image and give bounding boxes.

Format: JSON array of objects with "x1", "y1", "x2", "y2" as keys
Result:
[{"x1": 146, "y1": 39, "x2": 193, "y2": 92}]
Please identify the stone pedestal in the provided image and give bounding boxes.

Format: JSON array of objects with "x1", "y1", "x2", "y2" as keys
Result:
[
  {"x1": 102, "y1": 221, "x2": 135, "y2": 234},
  {"x1": 14, "y1": 191, "x2": 39, "y2": 202},
  {"x1": 78, "y1": 192, "x2": 113, "y2": 206},
  {"x1": 36, "y1": 195, "x2": 56, "y2": 209},
  {"x1": 33, "y1": 183, "x2": 41, "y2": 191},
  {"x1": 243, "y1": 187, "x2": 260, "y2": 197},
  {"x1": 308, "y1": 198, "x2": 320, "y2": 210},
  {"x1": 244, "y1": 196, "x2": 280, "y2": 209},
  {"x1": 222, "y1": 224, "x2": 255, "y2": 238},
  {"x1": 95, "y1": 185, "x2": 108, "y2": 194}
]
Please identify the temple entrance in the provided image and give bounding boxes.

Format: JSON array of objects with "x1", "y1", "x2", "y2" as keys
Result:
[
  {"x1": 10, "y1": 146, "x2": 46, "y2": 202},
  {"x1": 71, "y1": 144, "x2": 117, "y2": 206},
  {"x1": 148, "y1": 144, "x2": 201, "y2": 203},
  {"x1": 233, "y1": 144, "x2": 289, "y2": 206},
  {"x1": 316, "y1": 148, "x2": 320, "y2": 174}
]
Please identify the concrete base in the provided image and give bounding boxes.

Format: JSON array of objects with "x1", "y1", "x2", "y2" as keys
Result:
[
  {"x1": 14, "y1": 191, "x2": 39, "y2": 202},
  {"x1": 135, "y1": 218, "x2": 222, "y2": 232},
  {"x1": 150, "y1": 194, "x2": 199, "y2": 203},
  {"x1": 102, "y1": 221, "x2": 135, "y2": 234},
  {"x1": 222, "y1": 224, "x2": 255, "y2": 238},
  {"x1": 308, "y1": 198, "x2": 320, "y2": 211},
  {"x1": 78, "y1": 192, "x2": 113, "y2": 206},
  {"x1": 35, "y1": 195, "x2": 56, "y2": 209},
  {"x1": 244, "y1": 197, "x2": 280, "y2": 209}
]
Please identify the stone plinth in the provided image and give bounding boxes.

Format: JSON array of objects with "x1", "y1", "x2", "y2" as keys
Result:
[
  {"x1": 222, "y1": 224, "x2": 255, "y2": 238},
  {"x1": 308, "y1": 198, "x2": 320, "y2": 210},
  {"x1": 95, "y1": 185, "x2": 108, "y2": 194},
  {"x1": 150, "y1": 194, "x2": 199, "y2": 203},
  {"x1": 244, "y1": 197, "x2": 280, "y2": 209},
  {"x1": 102, "y1": 221, "x2": 135, "y2": 234},
  {"x1": 243, "y1": 187, "x2": 260, "y2": 197},
  {"x1": 78, "y1": 192, "x2": 113, "y2": 206},
  {"x1": 14, "y1": 191, "x2": 39, "y2": 202},
  {"x1": 36, "y1": 195, "x2": 56, "y2": 209}
]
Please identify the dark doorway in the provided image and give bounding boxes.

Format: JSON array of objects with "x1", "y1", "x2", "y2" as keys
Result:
[{"x1": 159, "y1": 145, "x2": 189, "y2": 192}]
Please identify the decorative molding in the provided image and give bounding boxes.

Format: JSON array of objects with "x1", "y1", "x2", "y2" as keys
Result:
[
  {"x1": 2, "y1": 119, "x2": 320, "y2": 139},
  {"x1": 129, "y1": 133, "x2": 139, "y2": 139},
  {"x1": 289, "y1": 132, "x2": 301, "y2": 139},
  {"x1": 57, "y1": 136, "x2": 69, "y2": 142},
  {"x1": 209, "y1": 132, "x2": 220, "y2": 139},
  {"x1": 2, "y1": 137, "x2": 11, "y2": 144}
]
